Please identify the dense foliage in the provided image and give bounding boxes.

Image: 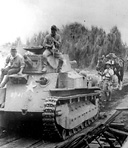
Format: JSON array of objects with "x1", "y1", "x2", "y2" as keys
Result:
[{"x1": 60, "y1": 23, "x2": 127, "y2": 68}]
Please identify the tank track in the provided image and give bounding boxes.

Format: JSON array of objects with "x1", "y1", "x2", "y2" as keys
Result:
[
  {"x1": 42, "y1": 93, "x2": 100, "y2": 141},
  {"x1": 42, "y1": 97, "x2": 61, "y2": 140}
]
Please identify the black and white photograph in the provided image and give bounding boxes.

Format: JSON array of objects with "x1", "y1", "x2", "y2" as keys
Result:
[{"x1": 0, "y1": 0, "x2": 128, "y2": 147}]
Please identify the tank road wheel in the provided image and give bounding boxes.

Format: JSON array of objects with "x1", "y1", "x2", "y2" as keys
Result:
[
  {"x1": 61, "y1": 129, "x2": 68, "y2": 140},
  {"x1": 80, "y1": 124, "x2": 84, "y2": 130},
  {"x1": 76, "y1": 126, "x2": 80, "y2": 132},
  {"x1": 90, "y1": 117, "x2": 95, "y2": 123},
  {"x1": 73, "y1": 128, "x2": 78, "y2": 134},
  {"x1": 87, "y1": 119, "x2": 91, "y2": 125},
  {"x1": 72, "y1": 129, "x2": 76, "y2": 134},
  {"x1": 94, "y1": 113, "x2": 99, "y2": 120},
  {"x1": 83, "y1": 121, "x2": 88, "y2": 128},
  {"x1": 69, "y1": 130, "x2": 73, "y2": 136},
  {"x1": 78, "y1": 125, "x2": 83, "y2": 131}
]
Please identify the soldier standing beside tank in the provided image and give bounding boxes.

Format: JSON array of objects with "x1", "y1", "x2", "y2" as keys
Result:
[
  {"x1": 42, "y1": 25, "x2": 63, "y2": 73},
  {"x1": 0, "y1": 48, "x2": 25, "y2": 88},
  {"x1": 102, "y1": 61, "x2": 114, "y2": 101},
  {"x1": 103, "y1": 61, "x2": 114, "y2": 80}
]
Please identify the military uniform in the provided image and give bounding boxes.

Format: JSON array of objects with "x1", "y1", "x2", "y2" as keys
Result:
[
  {"x1": 42, "y1": 25, "x2": 63, "y2": 73},
  {"x1": 0, "y1": 53, "x2": 25, "y2": 87},
  {"x1": 103, "y1": 61, "x2": 114, "y2": 100},
  {"x1": 43, "y1": 33, "x2": 63, "y2": 60},
  {"x1": 103, "y1": 68, "x2": 114, "y2": 81}
]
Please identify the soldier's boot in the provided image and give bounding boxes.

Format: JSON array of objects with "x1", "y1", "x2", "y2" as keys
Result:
[
  {"x1": 57, "y1": 60, "x2": 63, "y2": 73},
  {"x1": 0, "y1": 75, "x2": 9, "y2": 88}
]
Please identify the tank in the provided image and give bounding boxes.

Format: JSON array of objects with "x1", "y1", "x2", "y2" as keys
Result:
[{"x1": 0, "y1": 47, "x2": 101, "y2": 140}]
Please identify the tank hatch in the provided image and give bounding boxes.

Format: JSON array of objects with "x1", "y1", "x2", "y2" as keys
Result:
[
  {"x1": 23, "y1": 46, "x2": 45, "y2": 55},
  {"x1": 9, "y1": 74, "x2": 28, "y2": 84}
]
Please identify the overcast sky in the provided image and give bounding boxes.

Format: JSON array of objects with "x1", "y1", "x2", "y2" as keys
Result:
[{"x1": 0, "y1": 0, "x2": 128, "y2": 45}]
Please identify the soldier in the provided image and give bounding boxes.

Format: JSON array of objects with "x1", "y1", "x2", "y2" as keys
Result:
[
  {"x1": 0, "y1": 48, "x2": 25, "y2": 88},
  {"x1": 102, "y1": 61, "x2": 114, "y2": 101},
  {"x1": 42, "y1": 25, "x2": 63, "y2": 73},
  {"x1": 103, "y1": 61, "x2": 114, "y2": 80}
]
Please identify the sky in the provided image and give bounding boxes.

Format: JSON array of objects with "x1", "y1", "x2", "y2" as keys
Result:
[{"x1": 0, "y1": 0, "x2": 128, "y2": 45}]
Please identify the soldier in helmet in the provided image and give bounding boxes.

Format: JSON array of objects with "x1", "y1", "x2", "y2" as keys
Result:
[
  {"x1": 42, "y1": 25, "x2": 63, "y2": 73},
  {"x1": 0, "y1": 48, "x2": 25, "y2": 88}
]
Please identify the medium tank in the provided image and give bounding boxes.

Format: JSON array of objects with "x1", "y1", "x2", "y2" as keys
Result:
[{"x1": 0, "y1": 47, "x2": 101, "y2": 140}]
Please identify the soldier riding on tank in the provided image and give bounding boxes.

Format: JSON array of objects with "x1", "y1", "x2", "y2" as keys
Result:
[
  {"x1": 42, "y1": 25, "x2": 64, "y2": 73},
  {"x1": 0, "y1": 48, "x2": 25, "y2": 88}
]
